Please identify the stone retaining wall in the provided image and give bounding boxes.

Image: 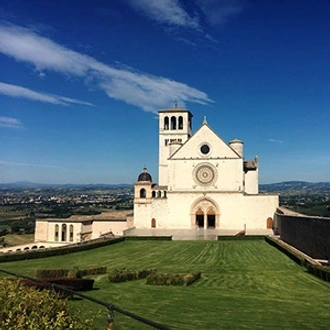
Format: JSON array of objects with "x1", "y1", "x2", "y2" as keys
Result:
[{"x1": 275, "y1": 208, "x2": 330, "y2": 259}]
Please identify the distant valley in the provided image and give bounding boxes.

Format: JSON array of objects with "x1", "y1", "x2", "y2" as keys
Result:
[{"x1": 259, "y1": 181, "x2": 330, "y2": 193}]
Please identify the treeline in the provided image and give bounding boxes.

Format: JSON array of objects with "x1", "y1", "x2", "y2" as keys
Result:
[
  {"x1": 280, "y1": 195, "x2": 330, "y2": 217},
  {"x1": 0, "y1": 217, "x2": 35, "y2": 235}
]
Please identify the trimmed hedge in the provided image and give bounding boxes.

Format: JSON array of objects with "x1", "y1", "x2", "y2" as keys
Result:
[
  {"x1": 19, "y1": 279, "x2": 72, "y2": 298},
  {"x1": 125, "y1": 236, "x2": 172, "y2": 241},
  {"x1": 35, "y1": 267, "x2": 107, "y2": 279},
  {"x1": 78, "y1": 266, "x2": 107, "y2": 276},
  {"x1": 146, "y1": 272, "x2": 201, "y2": 286},
  {"x1": 35, "y1": 269, "x2": 69, "y2": 279},
  {"x1": 218, "y1": 235, "x2": 266, "y2": 241},
  {"x1": 108, "y1": 268, "x2": 156, "y2": 283},
  {"x1": 21, "y1": 278, "x2": 95, "y2": 291}
]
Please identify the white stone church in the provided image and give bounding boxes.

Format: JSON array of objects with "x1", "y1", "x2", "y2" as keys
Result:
[
  {"x1": 133, "y1": 107, "x2": 278, "y2": 233},
  {"x1": 32, "y1": 107, "x2": 278, "y2": 246}
]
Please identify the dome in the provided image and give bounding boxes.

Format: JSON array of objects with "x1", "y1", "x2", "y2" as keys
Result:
[{"x1": 137, "y1": 167, "x2": 152, "y2": 182}]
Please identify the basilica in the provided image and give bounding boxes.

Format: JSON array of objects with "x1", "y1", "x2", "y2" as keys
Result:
[
  {"x1": 32, "y1": 107, "x2": 278, "y2": 246},
  {"x1": 133, "y1": 107, "x2": 278, "y2": 233}
]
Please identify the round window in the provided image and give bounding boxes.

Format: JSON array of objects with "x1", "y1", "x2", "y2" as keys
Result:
[{"x1": 200, "y1": 144, "x2": 210, "y2": 155}]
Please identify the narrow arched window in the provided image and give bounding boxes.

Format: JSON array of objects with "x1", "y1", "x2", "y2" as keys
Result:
[
  {"x1": 163, "y1": 191, "x2": 167, "y2": 198},
  {"x1": 61, "y1": 224, "x2": 67, "y2": 242},
  {"x1": 171, "y1": 116, "x2": 176, "y2": 129},
  {"x1": 164, "y1": 116, "x2": 169, "y2": 130},
  {"x1": 140, "y1": 188, "x2": 146, "y2": 198},
  {"x1": 157, "y1": 191, "x2": 161, "y2": 198},
  {"x1": 55, "y1": 224, "x2": 59, "y2": 242},
  {"x1": 69, "y1": 225, "x2": 74, "y2": 242},
  {"x1": 178, "y1": 116, "x2": 183, "y2": 129},
  {"x1": 152, "y1": 191, "x2": 156, "y2": 198}
]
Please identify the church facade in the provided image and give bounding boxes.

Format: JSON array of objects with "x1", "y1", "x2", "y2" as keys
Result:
[
  {"x1": 31, "y1": 106, "x2": 279, "y2": 247},
  {"x1": 133, "y1": 107, "x2": 278, "y2": 233}
]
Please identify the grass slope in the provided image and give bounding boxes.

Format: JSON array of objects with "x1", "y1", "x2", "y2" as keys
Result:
[{"x1": 1, "y1": 240, "x2": 330, "y2": 329}]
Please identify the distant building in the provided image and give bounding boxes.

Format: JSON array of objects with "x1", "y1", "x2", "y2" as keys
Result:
[
  {"x1": 34, "y1": 212, "x2": 132, "y2": 244},
  {"x1": 133, "y1": 107, "x2": 278, "y2": 233}
]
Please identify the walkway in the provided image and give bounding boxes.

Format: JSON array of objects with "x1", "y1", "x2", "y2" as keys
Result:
[{"x1": 124, "y1": 228, "x2": 273, "y2": 240}]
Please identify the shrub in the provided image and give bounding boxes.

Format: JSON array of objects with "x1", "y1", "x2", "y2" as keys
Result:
[
  {"x1": 35, "y1": 269, "x2": 69, "y2": 279},
  {"x1": 108, "y1": 268, "x2": 156, "y2": 283},
  {"x1": 21, "y1": 278, "x2": 95, "y2": 292},
  {"x1": 79, "y1": 266, "x2": 107, "y2": 276},
  {"x1": 125, "y1": 236, "x2": 172, "y2": 241},
  {"x1": 146, "y1": 272, "x2": 201, "y2": 286},
  {"x1": 67, "y1": 267, "x2": 82, "y2": 279},
  {"x1": 0, "y1": 279, "x2": 92, "y2": 330},
  {"x1": 35, "y1": 267, "x2": 107, "y2": 279}
]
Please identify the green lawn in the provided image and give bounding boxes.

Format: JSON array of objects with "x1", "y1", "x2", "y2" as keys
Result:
[{"x1": 1, "y1": 239, "x2": 330, "y2": 329}]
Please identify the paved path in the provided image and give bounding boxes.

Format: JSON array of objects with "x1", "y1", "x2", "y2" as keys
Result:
[{"x1": 124, "y1": 228, "x2": 273, "y2": 240}]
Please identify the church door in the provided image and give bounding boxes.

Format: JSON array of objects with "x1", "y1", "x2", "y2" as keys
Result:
[
  {"x1": 207, "y1": 208, "x2": 216, "y2": 228},
  {"x1": 192, "y1": 200, "x2": 219, "y2": 229},
  {"x1": 196, "y1": 215, "x2": 204, "y2": 228},
  {"x1": 207, "y1": 215, "x2": 215, "y2": 228},
  {"x1": 195, "y1": 208, "x2": 204, "y2": 228},
  {"x1": 267, "y1": 217, "x2": 273, "y2": 229},
  {"x1": 151, "y1": 218, "x2": 156, "y2": 228}
]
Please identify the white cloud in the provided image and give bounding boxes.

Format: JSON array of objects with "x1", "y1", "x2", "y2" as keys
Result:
[
  {"x1": 267, "y1": 138, "x2": 284, "y2": 144},
  {"x1": 0, "y1": 116, "x2": 23, "y2": 129},
  {"x1": 195, "y1": 0, "x2": 244, "y2": 26},
  {"x1": 205, "y1": 34, "x2": 219, "y2": 44},
  {"x1": 0, "y1": 23, "x2": 213, "y2": 113},
  {"x1": 126, "y1": 0, "x2": 200, "y2": 30},
  {"x1": 125, "y1": 1, "x2": 244, "y2": 46},
  {"x1": 0, "y1": 81, "x2": 94, "y2": 106}
]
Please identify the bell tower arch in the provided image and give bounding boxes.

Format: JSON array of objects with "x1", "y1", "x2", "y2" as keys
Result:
[{"x1": 158, "y1": 107, "x2": 193, "y2": 185}]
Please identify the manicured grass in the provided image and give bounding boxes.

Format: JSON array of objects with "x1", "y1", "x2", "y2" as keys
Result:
[{"x1": 1, "y1": 240, "x2": 330, "y2": 329}]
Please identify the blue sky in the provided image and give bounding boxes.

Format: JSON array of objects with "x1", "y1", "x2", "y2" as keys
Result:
[{"x1": 1, "y1": 0, "x2": 329, "y2": 184}]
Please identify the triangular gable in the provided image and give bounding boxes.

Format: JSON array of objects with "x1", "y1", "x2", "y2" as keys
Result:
[{"x1": 170, "y1": 123, "x2": 240, "y2": 159}]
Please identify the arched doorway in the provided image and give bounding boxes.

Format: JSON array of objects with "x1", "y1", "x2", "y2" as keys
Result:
[
  {"x1": 195, "y1": 208, "x2": 204, "y2": 228},
  {"x1": 191, "y1": 197, "x2": 220, "y2": 229},
  {"x1": 267, "y1": 217, "x2": 273, "y2": 229},
  {"x1": 207, "y1": 208, "x2": 216, "y2": 228},
  {"x1": 151, "y1": 218, "x2": 156, "y2": 228}
]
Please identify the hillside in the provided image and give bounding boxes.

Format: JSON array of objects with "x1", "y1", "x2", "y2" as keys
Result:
[{"x1": 260, "y1": 181, "x2": 330, "y2": 193}]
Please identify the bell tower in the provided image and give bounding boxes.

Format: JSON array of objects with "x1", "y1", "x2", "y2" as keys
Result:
[{"x1": 158, "y1": 106, "x2": 193, "y2": 186}]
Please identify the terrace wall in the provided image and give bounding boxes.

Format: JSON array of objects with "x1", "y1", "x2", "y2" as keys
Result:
[{"x1": 275, "y1": 208, "x2": 330, "y2": 259}]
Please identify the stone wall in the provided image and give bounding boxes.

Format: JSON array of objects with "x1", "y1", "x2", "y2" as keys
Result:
[{"x1": 275, "y1": 209, "x2": 330, "y2": 259}]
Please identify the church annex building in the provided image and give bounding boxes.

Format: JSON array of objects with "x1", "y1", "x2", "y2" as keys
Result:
[{"x1": 133, "y1": 107, "x2": 278, "y2": 233}]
